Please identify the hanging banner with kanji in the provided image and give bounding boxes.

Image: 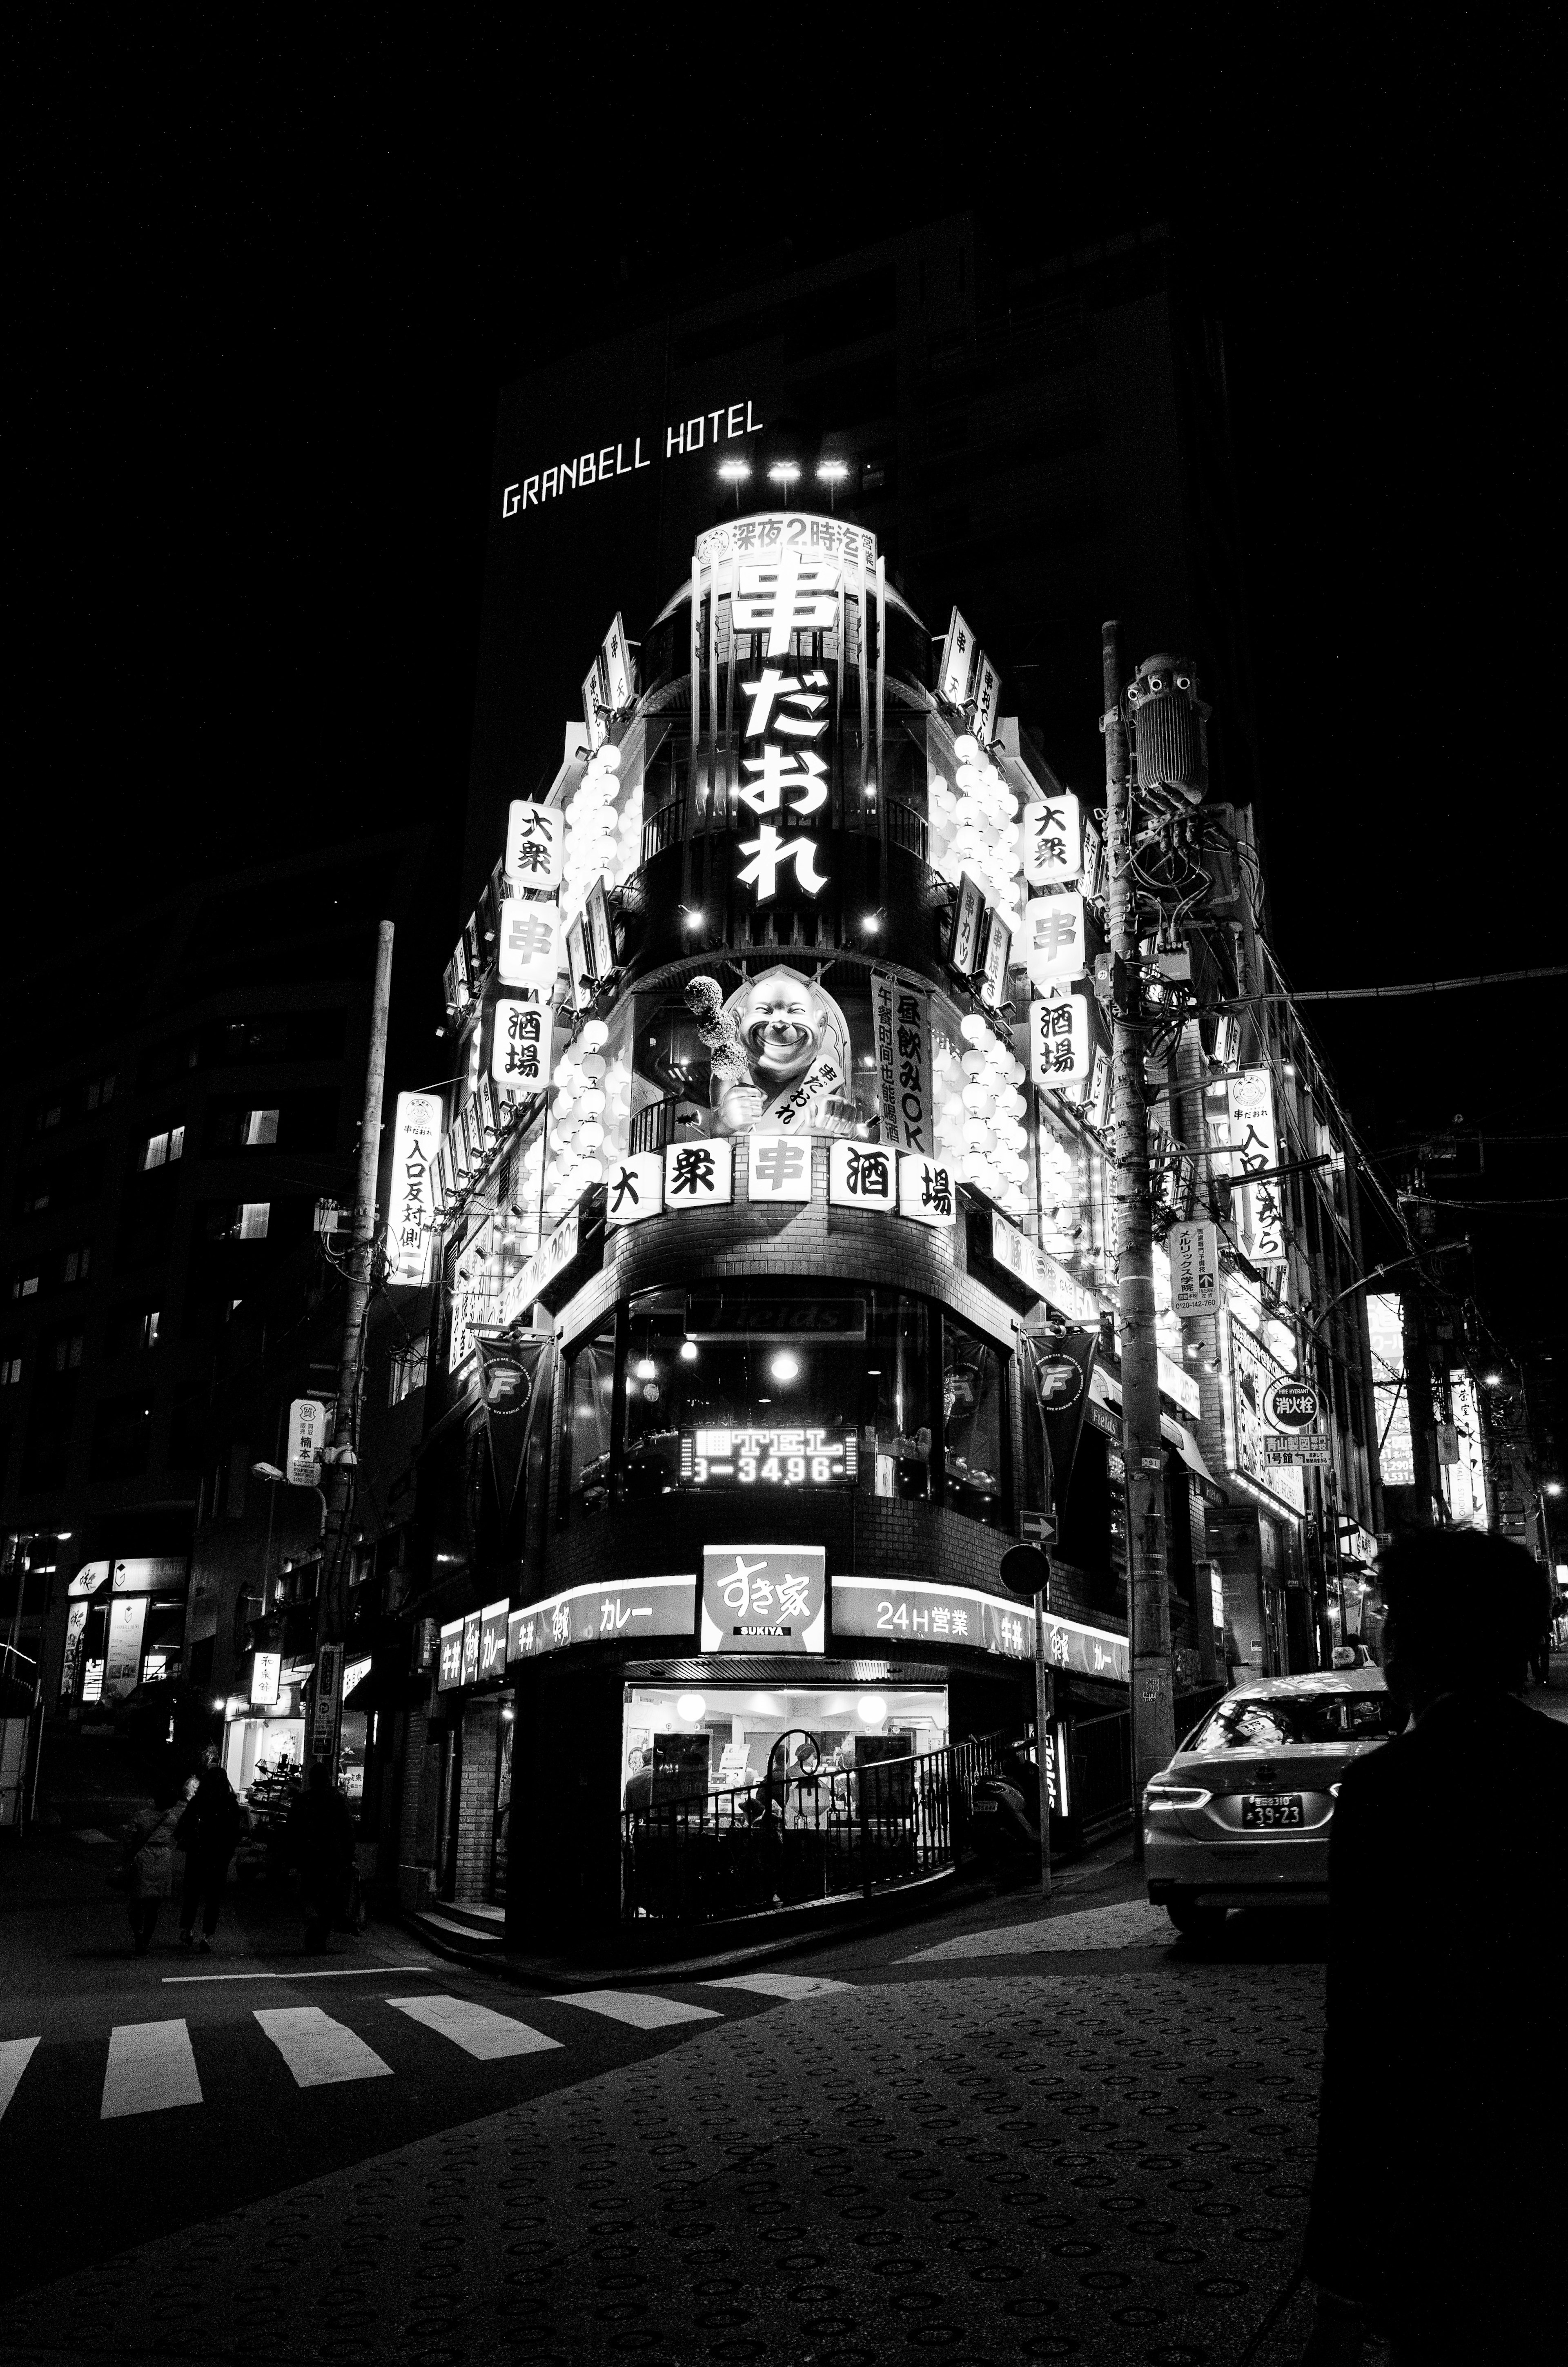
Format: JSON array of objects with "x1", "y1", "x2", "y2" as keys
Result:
[
  {"x1": 871, "y1": 973, "x2": 933, "y2": 1154},
  {"x1": 388, "y1": 1090, "x2": 443, "y2": 1286},
  {"x1": 1024, "y1": 891, "x2": 1089, "y2": 992},
  {"x1": 1023, "y1": 791, "x2": 1083, "y2": 888},
  {"x1": 1227, "y1": 1069, "x2": 1288, "y2": 1269},
  {"x1": 503, "y1": 801, "x2": 561, "y2": 894}
]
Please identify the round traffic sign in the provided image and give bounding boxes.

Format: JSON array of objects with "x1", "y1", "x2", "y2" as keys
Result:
[{"x1": 1263, "y1": 1377, "x2": 1319, "y2": 1433}]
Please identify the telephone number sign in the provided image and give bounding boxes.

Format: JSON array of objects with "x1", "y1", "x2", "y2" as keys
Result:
[{"x1": 680, "y1": 1426, "x2": 857, "y2": 1487}]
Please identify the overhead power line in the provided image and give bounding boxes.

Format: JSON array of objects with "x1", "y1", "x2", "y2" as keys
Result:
[{"x1": 1266, "y1": 964, "x2": 1568, "y2": 1004}]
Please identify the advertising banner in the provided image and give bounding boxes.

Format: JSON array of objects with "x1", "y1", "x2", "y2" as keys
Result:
[
  {"x1": 311, "y1": 1643, "x2": 343, "y2": 1756},
  {"x1": 700, "y1": 1545, "x2": 826, "y2": 1653},
  {"x1": 606, "y1": 1151, "x2": 665, "y2": 1229},
  {"x1": 60, "y1": 1600, "x2": 89, "y2": 1701},
  {"x1": 478, "y1": 1599, "x2": 509, "y2": 1681},
  {"x1": 1024, "y1": 891, "x2": 1088, "y2": 992},
  {"x1": 938, "y1": 606, "x2": 976, "y2": 705},
  {"x1": 102, "y1": 1598, "x2": 147, "y2": 1699},
  {"x1": 251, "y1": 1651, "x2": 281, "y2": 1707},
  {"x1": 871, "y1": 973, "x2": 933, "y2": 1154},
  {"x1": 388, "y1": 1091, "x2": 443, "y2": 1287},
  {"x1": 437, "y1": 1620, "x2": 464, "y2": 1690},
  {"x1": 745, "y1": 1133, "x2": 813, "y2": 1202},
  {"x1": 507, "y1": 1575, "x2": 697, "y2": 1661},
  {"x1": 948, "y1": 871, "x2": 987, "y2": 980},
  {"x1": 832, "y1": 1574, "x2": 1033, "y2": 1661},
  {"x1": 497, "y1": 902, "x2": 558, "y2": 996},
  {"x1": 1168, "y1": 1220, "x2": 1221, "y2": 1316},
  {"x1": 897, "y1": 1151, "x2": 956, "y2": 1228}
]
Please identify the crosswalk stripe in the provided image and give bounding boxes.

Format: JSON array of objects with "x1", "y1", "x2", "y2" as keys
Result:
[
  {"x1": 551, "y1": 1989, "x2": 722, "y2": 2032},
  {"x1": 0, "y1": 2035, "x2": 40, "y2": 2121},
  {"x1": 255, "y1": 2006, "x2": 392, "y2": 2088},
  {"x1": 385, "y1": 1993, "x2": 562, "y2": 2060},
  {"x1": 702, "y1": 1973, "x2": 854, "y2": 2000},
  {"x1": 101, "y1": 2020, "x2": 203, "y2": 2120}
]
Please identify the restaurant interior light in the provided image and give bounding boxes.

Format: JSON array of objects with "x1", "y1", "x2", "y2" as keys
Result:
[
  {"x1": 634, "y1": 1358, "x2": 657, "y2": 1381},
  {"x1": 769, "y1": 1352, "x2": 800, "y2": 1383},
  {"x1": 857, "y1": 1695, "x2": 889, "y2": 1727},
  {"x1": 676, "y1": 1694, "x2": 706, "y2": 1722},
  {"x1": 679, "y1": 1340, "x2": 698, "y2": 1363}
]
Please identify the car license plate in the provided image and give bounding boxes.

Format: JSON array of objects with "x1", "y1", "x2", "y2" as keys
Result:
[{"x1": 1242, "y1": 1794, "x2": 1303, "y2": 1828}]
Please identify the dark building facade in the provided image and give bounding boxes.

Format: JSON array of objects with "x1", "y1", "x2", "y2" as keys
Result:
[{"x1": 0, "y1": 832, "x2": 433, "y2": 1745}]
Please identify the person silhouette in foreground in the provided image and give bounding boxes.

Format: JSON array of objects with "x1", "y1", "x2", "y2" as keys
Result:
[{"x1": 1300, "y1": 1530, "x2": 1566, "y2": 2365}]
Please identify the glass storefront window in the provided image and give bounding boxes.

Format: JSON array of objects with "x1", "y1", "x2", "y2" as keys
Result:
[
  {"x1": 621, "y1": 1682, "x2": 950, "y2": 1810},
  {"x1": 941, "y1": 1312, "x2": 1007, "y2": 1526},
  {"x1": 621, "y1": 1284, "x2": 931, "y2": 1503},
  {"x1": 563, "y1": 1321, "x2": 616, "y2": 1516}
]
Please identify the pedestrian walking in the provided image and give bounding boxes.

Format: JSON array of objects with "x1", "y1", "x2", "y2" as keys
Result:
[
  {"x1": 176, "y1": 1748, "x2": 245, "y2": 1952},
  {"x1": 123, "y1": 1775, "x2": 198, "y2": 1953},
  {"x1": 1298, "y1": 1530, "x2": 1568, "y2": 2365},
  {"x1": 285, "y1": 1759, "x2": 357, "y2": 1953}
]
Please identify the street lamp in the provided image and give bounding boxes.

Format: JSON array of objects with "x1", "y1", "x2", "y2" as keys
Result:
[
  {"x1": 816, "y1": 458, "x2": 849, "y2": 512},
  {"x1": 767, "y1": 461, "x2": 801, "y2": 506},
  {"x1": 717, "y1": 458, "x2": 750, "y2": 513}
]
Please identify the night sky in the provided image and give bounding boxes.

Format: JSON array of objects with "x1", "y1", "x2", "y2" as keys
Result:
[{"x1": 13, "y1": 18, "x2": 1560, "y2": 1392}]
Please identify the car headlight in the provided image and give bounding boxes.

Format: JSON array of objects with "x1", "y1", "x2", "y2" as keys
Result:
[
  {"x1": 1328, "y1": 1781, "x2": 1341, "y2": 1799},
  {"x1": 1142, "y1": 1781, "x2": 1211, "y2": 1812}
]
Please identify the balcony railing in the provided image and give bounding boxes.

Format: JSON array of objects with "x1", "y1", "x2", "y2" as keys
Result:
[{"x1": 619, "y1": 1729, "x2": 1014, "y2": 1924}]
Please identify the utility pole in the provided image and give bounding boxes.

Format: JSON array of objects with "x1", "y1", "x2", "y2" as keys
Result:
[
  {"x1": 1102, "y1": 621, "x2": 1174, "y2": 1841},
  {"x1": 313, "y1": 920, "x2": 395, "y2": 1763}
]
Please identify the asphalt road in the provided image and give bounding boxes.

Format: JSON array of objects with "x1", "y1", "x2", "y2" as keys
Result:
[{"x1": 0, "y1": 1826, "x2": 1340, "y2": 2367}]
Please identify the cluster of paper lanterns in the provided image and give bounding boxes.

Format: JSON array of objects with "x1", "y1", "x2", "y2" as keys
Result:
[
  {"x1": 926, "y1": 733, "x2": 1024, "y2": 920},
  {"x1": 563, "y1": 743, "x2": 641, "y2": 916},
  {"x1": 932, "y1": 1013, "x2": 1029, "y2": 1220},
  {"x1": 542, "y1": 1019, "x2": 617, "y2": 1223}
]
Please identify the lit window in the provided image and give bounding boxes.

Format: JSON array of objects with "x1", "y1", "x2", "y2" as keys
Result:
[
  {"x1": 1, "y1": 1358, "x2": 22, "y2": 1385},
  {"x1": 169, "y1": 1125, "x2": 185, "y2": 1162},
  {"x1": 142, "y1": 1310, "x2": 160, "y2": 1348},
  {"x1": 243, "y1": 1108, "x2": 279, "y2": 1147},
  {"x1": 143, "y1": 1132, "x2": 167, "y2": 1171},
  {"x1": 239, "y1": 1202, "x2": 270, "y2": 1240},
  {"x1": 42, "y1": 1106, "x2": 62, "y2": 1130},
  {"x1": 15, "y1": 1276, "x2": 39, "y2": 1299}
]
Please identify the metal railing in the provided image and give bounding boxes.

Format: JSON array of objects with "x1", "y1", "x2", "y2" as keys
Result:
[
  {"x1": 884, "y1": 795, "x2": 928, "y2": 863},
  {"x1": 620, "y1": 1730, "x2": 1015, "y2": 1924},
  {"x1": 628, "y1": 1098, "x2": 680, "y2": 1156}
]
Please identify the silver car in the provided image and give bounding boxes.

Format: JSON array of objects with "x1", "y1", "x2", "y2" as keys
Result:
[{"x1": 1143, "y1": 1670, "x2": 1402, "y2": 1937}]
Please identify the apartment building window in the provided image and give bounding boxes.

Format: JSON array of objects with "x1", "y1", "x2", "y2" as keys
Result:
[
  {"x1": 242, "y1": 1108, "x2": 280, "y2": 1146},
  {"x1": 51, "y1": 1333, "x2": 85, "y2": 1373},
  {"x1": 0, "y1": 1355, "x2": 22, "y2": 1386},
  {"x1": 12, "y1": 1274, "x2": 40, "y2": 1300},
  {"x1": 35, "y1": 1104, "x2": 62, "y2": 1133},
  {"x1": 389, "y1": 1333, "x2": 429, "y2": 1405},
  {"x1": 143, "y1": 1309, "x2": 161, "y2": 1347},
  {"x1": 86, "y1": 1073, "x2": 117, "y2": 1110},
  {"x1": 142, "y1": 1125, "x2": 187, "y2": 1171},
  {"x1": 240, "y1": 1202, "x2": 270, "y2": 1240},
  {"x1": 62, "y1": 1245, "x2": 93, "y2": 1284},
  {"x1": 22, "y1": 1183, "x2": 51, "y2": 1215}
]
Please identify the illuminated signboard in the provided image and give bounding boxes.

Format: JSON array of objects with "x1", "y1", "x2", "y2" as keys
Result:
[
  {"x1": 388, "y1": 1091, "x2": 443, "y2": 1286},
  {"x1": 684, "y1": 1296, "x2": 866, "y2": 1341},
  {"x1": 680, "y1": 1427, "x2": 857, "y2": 1488},
  {"x1": 437, "y1": 1620, "x2": 463, "y2": 1691},
  {"x1": 507, "y1": 1575, "x2": 697, "y2": 1661},
  {"x1": 700, "y1": 1546, "x2": 826, "y2": 1654},
  {"x1": 832, "y1": 1577, "x2": 1131, "y2": 1683}
]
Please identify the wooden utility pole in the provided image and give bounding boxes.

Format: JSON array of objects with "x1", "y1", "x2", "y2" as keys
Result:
[{"x1": 1102, "y1": 623, "x2": 1174, "y2": 1843}]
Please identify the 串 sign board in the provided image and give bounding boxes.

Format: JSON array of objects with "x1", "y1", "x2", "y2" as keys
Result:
[{"x1": 700, "y1": 1545, "x2": 826, "y2": 1654}]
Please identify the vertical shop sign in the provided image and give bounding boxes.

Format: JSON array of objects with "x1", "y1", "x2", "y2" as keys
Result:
[
  {"x1": 1168, "y1": 1219, "x2": 1221, "y2": 1316},
  {"x1": 971, "y1": 650, "x2": 1002, "y2": 748},
  {"x1": 503, "y1": 801, "x2": 561, "y2": 894},
  {"x1": 601, "y1": 612, "x2": 634, "y2": 713},
  {"x1": 1023, "y1": 791, "x2": 1083, "y2": 888},
  {"x1": 461, "y1": 1613, "x2": 481, "y2": 1688},
  {"x1": 286, "y1": 1397, "x2": 325, "y2": 1487},
  {"x1": 978, "y1": 905, "x2": 1012, "y2": 1006},
  {"x1": 312, "y1": 1643, "x2": 343, "y2": 1757},
  {"x1": 871, "y1": 974, "x2": 933, "y2": 1153},
  {"x1": 102, "y1": 1597, "x2": 148, "y2": 1700},
  {"x1": 251, "y1": 1651, "x2": 281, "y2": 1707},
  {"x1": 939, "y1": 607, "x2": 976, "y2": 706},
  {"x1": 1024, "y1": 891, "x2": 1088, "y2": 991},
  {"x1": 1028, "y1": 991, "x2": 1091, "y2": 1091},
  {"x1": 491, "y1": 997, "x2": 552, "y2": 1098},
  {"x1": 60, "y1": 1600, "x2": 89, "y2": 1701},
  {"x1": 437, "y1": 1621, "x2": 464, "y2": 1690},
  {"x1": 1227, "y1": 1069, "x2": 1288, "y2": 1268},
  {"x1": 498, "y1": 902, "x2": 558, "y2": 995},
  {"x1": 948, "y1": 871, "x2": 986, "y2": 979},
  {"x1": 581, "y1": 655, "x2": 608, "y2": 752},
  {"x1": 389, "y1": 1090, "x2": 443, "y2": 1286},
  {"x1": 584, "y1": 878, "x2": 615, "y2": 981},
  {"x1": 478, "y1": 1600, "x2": 509, "y2": 1680}
]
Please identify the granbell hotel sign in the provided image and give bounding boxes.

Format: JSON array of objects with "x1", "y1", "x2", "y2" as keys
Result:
[{"x1": 501, "y1": 397, "x2": 765, "y2": 518}]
